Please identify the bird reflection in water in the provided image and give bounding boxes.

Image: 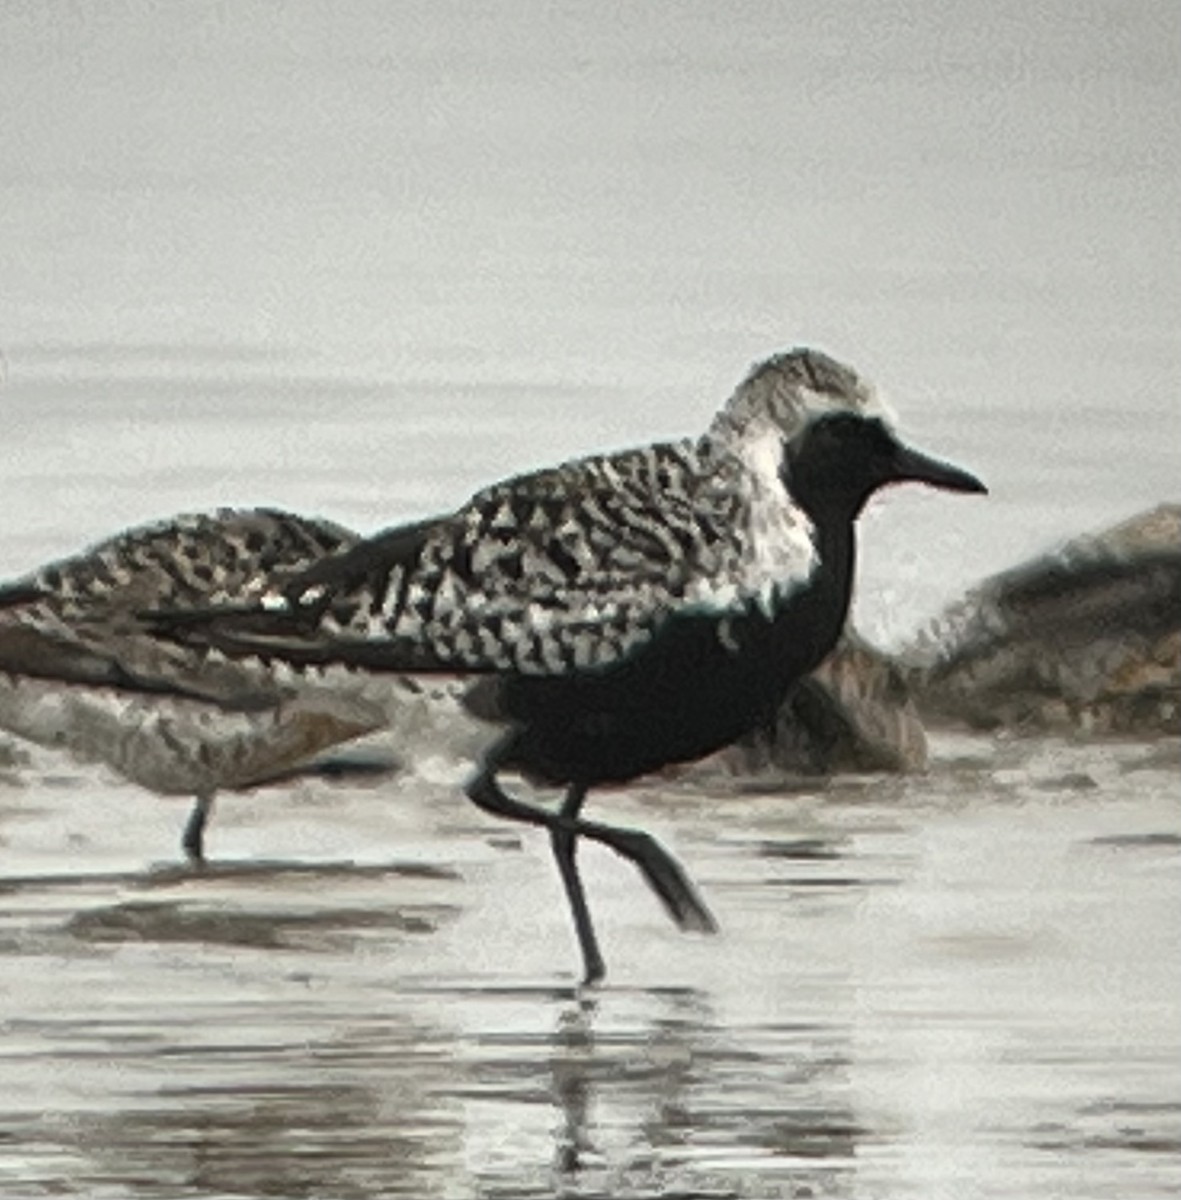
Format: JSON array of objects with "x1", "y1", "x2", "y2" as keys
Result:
[{"x1": 539, "y1": 987, "x2": 865, "y2": 1196}]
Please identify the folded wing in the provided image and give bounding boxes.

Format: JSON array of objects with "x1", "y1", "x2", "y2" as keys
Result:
[
  {"x1": 152, "y1": 442, "x2": 819, "y2": 677},
  {"x1": 0, "y1": 509, "x2": 359, "y2": 707}
]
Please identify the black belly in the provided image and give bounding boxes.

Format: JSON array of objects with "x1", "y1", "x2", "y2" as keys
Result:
[{"x1": 482, "y1": 583, "x2": 848, "y2": 787}]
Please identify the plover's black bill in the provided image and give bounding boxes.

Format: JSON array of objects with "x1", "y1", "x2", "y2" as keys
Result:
[{"x1": 891, "y1": 442, "x2": 987, "y2": 495}]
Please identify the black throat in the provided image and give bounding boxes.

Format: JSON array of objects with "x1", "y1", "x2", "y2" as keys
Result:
[{"x1": 753, "y1": 493, "x2": 857, "y2": 692}]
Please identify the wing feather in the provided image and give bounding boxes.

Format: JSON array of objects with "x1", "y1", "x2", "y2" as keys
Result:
[
  {"x1": 0, "y1": 509, "x2": 362, "y2": 705},
  {"x1": 221, "y1": 440, "x2": 819, "y2": 676}
]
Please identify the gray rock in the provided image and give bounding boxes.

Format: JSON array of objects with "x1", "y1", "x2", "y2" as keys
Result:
[{"x1": 902, "y1": 503, "x2": 1181, "y2": 735}]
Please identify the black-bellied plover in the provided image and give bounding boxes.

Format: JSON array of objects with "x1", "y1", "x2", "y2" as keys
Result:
[
  {"x1": 0, "y1": 508, "x2": 388, "y2": 860},
  {"x1": 151, "y1": 347, "x2": 987, "y2": 981}
]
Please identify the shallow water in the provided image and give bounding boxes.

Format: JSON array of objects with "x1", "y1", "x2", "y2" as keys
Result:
[
  {"x1": 2, "y1": 732, "x2": 1178, "y2": 1198},
  {"x1": 1, "y1": 3, "x2": 1179, "y2": 1196}
]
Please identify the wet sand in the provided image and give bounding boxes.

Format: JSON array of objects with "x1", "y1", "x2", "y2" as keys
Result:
[{"x1": 1, "y1": 732, "x2": 1177, "y2": 1198}]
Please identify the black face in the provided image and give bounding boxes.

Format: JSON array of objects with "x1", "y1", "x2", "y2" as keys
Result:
[{"x1": 784, "y1": 413, "x2": 986, "y2": 521}]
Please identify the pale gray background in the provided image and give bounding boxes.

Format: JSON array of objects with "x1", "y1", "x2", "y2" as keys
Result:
[{"x1": 2, "y1": 0, "x2": 1178, "y2": 643}]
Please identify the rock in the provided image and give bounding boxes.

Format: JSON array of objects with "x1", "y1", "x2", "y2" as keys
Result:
[
  {"x1": 692, "y1": 631, "x2": 929, "y2": 778},
  {"x1": 902, "y1": 504, "x2": 1181, "y2": 735}
]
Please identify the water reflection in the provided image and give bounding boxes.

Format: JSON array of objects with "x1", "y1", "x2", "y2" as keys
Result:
[
  {"x1": 445, "y1": 986, "x2": 864, "y2": 1197},
  {"x1": 75, "y1": 1017, "x2": 460, "y2": 1200},
  {"x1": 1, "y1": 732, "x2": 1177, "y2": 1197},
  {"x1": 1028, "y1": 1098, "x2": 1181, "y2": 1158}
]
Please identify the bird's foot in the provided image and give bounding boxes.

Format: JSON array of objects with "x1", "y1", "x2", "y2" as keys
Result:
[{"x1": 584, "y1": 824, "x2": 718, "y2": 934}]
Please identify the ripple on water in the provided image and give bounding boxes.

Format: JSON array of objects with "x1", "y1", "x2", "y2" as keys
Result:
[{"x1": 0, "y1": 735, "x2": 1177, "y2": 1197}]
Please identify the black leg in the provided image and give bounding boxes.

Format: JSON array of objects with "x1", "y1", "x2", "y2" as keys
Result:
[
  {"x1": 465, "y1": 740, "x2": 717, "y2": 955},
  {"x1": 549, "y1": 784, "x2": 605, "y2": 986},
  {"x1": 467, "y1": 768, "x2": 716, "y2": 934},
  {"x1": 182, "y1": 792, "x2": 214, "y2": 865}
]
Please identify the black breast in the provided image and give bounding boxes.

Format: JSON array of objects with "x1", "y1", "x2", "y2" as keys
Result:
[{"x1": 480, "y1": 535, "x2": 853, "y2": 786}]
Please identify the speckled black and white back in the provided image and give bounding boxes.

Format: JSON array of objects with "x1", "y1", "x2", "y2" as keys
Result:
[
  {"x1": 12, "y1": 508, "x2": 357, "y2": 618},
  {"x1": 0, "y1": 508, "x2": 359, "y2": 705},
  {"x1": 0, "y1": 508, "x2": 399, "y2": 796},
  {"x1": 242, "y1": 348, "x2": 889, "y2": 678}
]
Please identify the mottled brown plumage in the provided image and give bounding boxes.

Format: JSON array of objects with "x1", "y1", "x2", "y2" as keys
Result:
[{"x1": 0, "y1": 509, "x2": 384, "y2": 859}]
